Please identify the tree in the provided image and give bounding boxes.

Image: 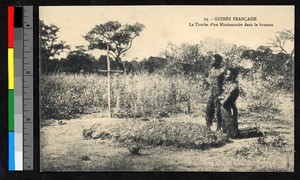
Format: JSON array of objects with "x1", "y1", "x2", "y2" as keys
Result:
[
  {"x1": 83, "y1": 21, "x2": 145, "y2": 65},
  {"x1": 241, "y1": 45, "x2": 293, "y2": 91},
  {"x1": 122, "y1": 60, "x2": 138, "y2": 74},
  {"x1": 61, "y1": 45, "x2": 96, "y2": 74},
  {"x1": 268, "y1": 29, "x2": 294, "y2": 91},
  {"x1": 160, "y1": 43, "x2": 210, "y2": 76},
  {"x1": 143, "y1": 56, "x2": 168, "y2": 73},
  {"x1": 39, "y1": 20, "x2": 70, "y2": 74},
  {"x1": 268, "y1": 29, "x2": 294, "y2": 69},
  {"x1": 241, "y1": 46, "x2": 274, "y2": 80}
]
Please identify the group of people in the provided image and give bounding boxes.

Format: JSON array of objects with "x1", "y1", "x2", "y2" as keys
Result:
[{"x1": 205, "y1": 54, "x2": 240, "y2": 138}]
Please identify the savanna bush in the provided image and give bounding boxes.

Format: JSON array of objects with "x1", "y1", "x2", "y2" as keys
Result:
[
  {"x1": 113, "y1": 73, "x2": 208, "y2": 117},
  {"x1": 40, "y1": 74, "x2": 108, "y2": 120},
  {"x1": 238, "y1": 77, "x2": 280, "y2": 115},
  {"x1": 40, "y1": 71, "x2": 285, "y2": 120},
  {"x1": 40, "y1": 73, "x2": 209, "y2": 120}
]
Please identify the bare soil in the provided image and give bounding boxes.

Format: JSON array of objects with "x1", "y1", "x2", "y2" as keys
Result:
[{"x1": 40, "y1": 94, "x2": 294, "y2": 172}]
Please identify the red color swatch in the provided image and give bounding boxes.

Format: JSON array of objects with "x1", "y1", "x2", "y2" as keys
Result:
[{"x1": 8, "y1": 6, "x2": 14, "y2": 48}]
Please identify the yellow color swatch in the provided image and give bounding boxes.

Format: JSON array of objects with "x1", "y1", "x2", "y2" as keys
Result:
[{"x1": 8, "y1": 48, "x2": 14, "y2": 90}]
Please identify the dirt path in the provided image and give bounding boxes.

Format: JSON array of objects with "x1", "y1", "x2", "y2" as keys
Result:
[{"x1": 40, "y1": 95, "x2": 294, "y2": 172}]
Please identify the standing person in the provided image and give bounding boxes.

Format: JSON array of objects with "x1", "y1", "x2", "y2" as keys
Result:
[
  {"x1": 219, "y1": 67, "x2": 240, "y2": 138},
  {"x1": 205, "y1": 54, "x2": 226, "y2": 131}
]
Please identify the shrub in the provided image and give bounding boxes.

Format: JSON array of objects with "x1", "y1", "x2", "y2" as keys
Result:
[
  {"x1": 257, "y1": 135, "x2": 287, "y2": 148},
  {"x1": 238, "y1": 78, "x2": 280, "y2": 116},
  {"x1": 234, "y1": 135, "x2": 287, "y2": 157}
]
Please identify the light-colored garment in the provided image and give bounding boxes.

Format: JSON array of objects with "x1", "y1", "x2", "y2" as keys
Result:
[{"x1": 219, "y1": 81, "x2": 239, "y2": 104}]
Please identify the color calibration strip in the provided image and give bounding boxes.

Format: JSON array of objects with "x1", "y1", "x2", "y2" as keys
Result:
[
  {"x1": 8, "y1": 6, "x2": 34, "y2": 171},
  {"x1": 8, "y1": 5, "x2": 15, "y2": 171}
]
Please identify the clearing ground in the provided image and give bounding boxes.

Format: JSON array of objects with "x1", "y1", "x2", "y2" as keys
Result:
[{"x1": 40, "y1": 94, "x2": 294, "y2": 172}]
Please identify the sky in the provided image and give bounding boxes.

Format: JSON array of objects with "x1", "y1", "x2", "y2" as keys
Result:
[{"x1": 40, "y1": 6, "x2": 294, "y2": 61}]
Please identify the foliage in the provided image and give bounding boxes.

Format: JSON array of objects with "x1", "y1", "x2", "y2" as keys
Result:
[
  {"x1": 40, "y1": 70, "x2": 286, "y2": 121},
  {"x1": 241, "y1": 46, "x2": 293, "y2": 91},
  {"x1": 97, "y1": 55, "x2": 125, "y2": 72},
  {"x1": 40, "y1": 73, "x2": 208, "y2": 120},
  {"x1": 123, "y1": 60, "x2": 141, "y2": 74},
  {"x1": 39, "y1": 21, "x2": 293, "y2": 91},
  {"x1": 159, "y1": 43, "x2": 211, "y2": 76},
  {"x1": 128, "y1": 145, "x2": 142, "y2": 155},
  {"x1": 39, "y1": 24, "x2": 294, "y2": 120},
  {"x1": 112, "y1": 73, "x2": 208, "y2": 118},
  {"x1": 39, "y1": 20, "x2": 70, "y2": 74},
  {"x1": 84, "y1": 21, "x2": 145, "y2": 63},
  {"x1": 79, "y1": 155, "x2": 91, "y2": 161},
  {"x1": 269, "y1": 29, "x2": 294, "y2": 57},
  {"x1": 257, "y1": 136, "x2": 287, "y2": 148},
  {"x1": 61, "y1": 45, "x2": 97, "y2": 74},
  {"x1": 40, "y1": 74, "x2": 107, "y2": 120},
  {"x1": 234, "y1": 135, "x2": 287, "y2": 157},
  {"x1": 139, "y1": 56, "x2": 168, "y2": 73},
  {"x1": 238, "y1": 29, "x2": 294, "y2": 91},
  {"x1": 237, "y1": 77, "x2": 282, "y2": 122}
]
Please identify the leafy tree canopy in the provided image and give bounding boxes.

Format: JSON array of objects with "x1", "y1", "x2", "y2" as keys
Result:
[
  {"x1": 39, "y1": 20, "x2": 70, "y2": 61},
  {"x1": 39, "y1": 20, "x2": 70, "y2": 74},
  {"x1": 84, "y1": 21, "x2": 145, "y2": 63}
]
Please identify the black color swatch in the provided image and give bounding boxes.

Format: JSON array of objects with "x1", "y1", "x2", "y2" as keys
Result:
[{"x1": 14, "y1": 6, "x2": 23, "y2": 28}]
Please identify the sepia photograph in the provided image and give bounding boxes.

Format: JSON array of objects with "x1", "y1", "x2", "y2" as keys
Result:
[{"x1": 39, "y1": 6, "x2": 294, "y2": 172}]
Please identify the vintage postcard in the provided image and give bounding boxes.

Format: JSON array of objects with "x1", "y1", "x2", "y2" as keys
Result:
[{"x1": 39, "y1": 6, "x2": 294, "y2": 172}]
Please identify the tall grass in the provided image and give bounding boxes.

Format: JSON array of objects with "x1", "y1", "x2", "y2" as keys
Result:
[
  {"x1": 237, "y1": 77, "x2": 281, "y2": 115},
  {"x1": 112, "y1": 73, "x2": 208, "y2": 117},
  {"x1": 40, "y1": 72, "x2": 285, "y2": 120},
  {"x1": 40, "y1": 73, "x2": 208, "y2": 120},
  {"x1": 40, "y1": 74, "x2": 107, "y2": 120}
]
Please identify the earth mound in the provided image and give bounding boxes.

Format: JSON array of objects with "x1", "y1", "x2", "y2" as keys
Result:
[{"x1": 83, "y1": 119, "x2": 230, "y2": 150}]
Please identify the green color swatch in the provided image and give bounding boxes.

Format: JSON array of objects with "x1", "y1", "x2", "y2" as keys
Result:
[{"x1": 8, "y1": 90, "x2": 14, "y2": 132}]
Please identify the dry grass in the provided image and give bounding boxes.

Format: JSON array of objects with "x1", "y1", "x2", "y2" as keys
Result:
[
  {"x1": 40, "y1": 73, "x2": 294, "y2": 172},
  {"x1": 40, "y1": 73, "x2": 285, "y2": 121},
  {"x1": 40, "y1": 73, "x2": 208, "y2": 120}
]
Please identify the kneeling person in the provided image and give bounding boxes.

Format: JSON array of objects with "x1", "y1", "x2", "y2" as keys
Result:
[{"x1": 219, "y1": 67, "x2": 239, "y2": 138}]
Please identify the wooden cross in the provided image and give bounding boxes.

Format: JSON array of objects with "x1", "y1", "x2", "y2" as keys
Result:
[{"x1": 99, "y1": 45, "x2": 124, "y2": 118}]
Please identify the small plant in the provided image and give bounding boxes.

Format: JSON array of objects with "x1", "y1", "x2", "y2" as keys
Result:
[
  {"x1": 80, "y1": 155, "x2": 91, "y2": 161},
  {"x1": 234, "y1": 144, "x2": 265, "y2": 157},
  {"x1": 82, "y1": 129, "x2": 94, "y2": 140},
  {"x1": 58, "y1": 120, "x2": 67, "y2": 125},
  {"x1": 128, "y1": 145, "x2": 142, "y2": 155},
  {"x1": 235, "y1": 135, "x2": 288, "y2": 158},
  {"x1": 234, "y1": 146, "x2": 250, "y2": 156},
  {"x1": 271, "y1": 136, "x2": 287, "y2": 147},
  {"x1": 93, "y1": 131, "x2": 112, "y2": 140},
  {"x1": 257, "y1": 135, "x2": 287, "y2": 148}
]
